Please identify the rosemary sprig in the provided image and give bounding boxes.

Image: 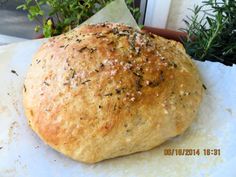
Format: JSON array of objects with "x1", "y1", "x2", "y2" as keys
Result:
[
  {"x1": 181, "y1": 0, "x2": 236, "y2": 66},
  {"x1": 17, "y1": 0, "x2": 140, "y2": 38}
]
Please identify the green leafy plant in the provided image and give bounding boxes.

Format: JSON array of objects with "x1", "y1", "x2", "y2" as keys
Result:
[
  {"x1": 17, "y1": 0, "x2": 141, "y2": 38},
  {"x1": 181, "y1": 0, "x2": 236, "y2": 66}
]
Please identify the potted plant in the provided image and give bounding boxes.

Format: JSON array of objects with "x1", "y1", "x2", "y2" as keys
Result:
[
  {"x1": 181, "y1": 0, "x2": 236, "y2": 66},
  {"x1": 146, "y1": 0, "x2": 235, "y2": 66},
  {"x1": 17, "y1": 0, "x2": 141, "y2": 38}
]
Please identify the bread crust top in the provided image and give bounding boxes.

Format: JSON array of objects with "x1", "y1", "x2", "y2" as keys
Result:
[{"x1": 23, "y1": 23, "x2": 203, "y2": 163}]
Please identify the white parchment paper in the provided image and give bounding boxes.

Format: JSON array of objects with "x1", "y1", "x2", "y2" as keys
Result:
[
  {"x1": 0, "y1": 0, "x2": 236, "y2": 177},
  {"x1": 81, "y1": 0, "x2": 139, "y2": 29}
]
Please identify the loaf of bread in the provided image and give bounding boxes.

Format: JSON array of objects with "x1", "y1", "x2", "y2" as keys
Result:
[{"x1": 23, "y1": 23, "x2": 203, "y2": 163}]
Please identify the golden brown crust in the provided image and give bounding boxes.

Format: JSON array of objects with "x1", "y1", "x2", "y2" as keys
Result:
[{"x1": 23, "y1": 23, "x2": 203, "y2": 163}]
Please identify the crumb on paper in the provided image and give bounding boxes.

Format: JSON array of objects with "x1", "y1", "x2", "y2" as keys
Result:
[
  {"x1": 0, "y1": 105, "x2": 8, "y2": 113},
  {"x1": 12, "y1": 98, "x2": 21, "y2": 116},
  {"x1": 2, "y1": 168, "x2": 17, "y2": 175},
  {"x1": 8, "y1": 121, "x2": 19, "y2": 144},
  {"x1": 11, "y1": 70, "x2": 18, "y2": 76},
  {"x1": 225, "y1": 108, "x2": 232, "y2": 115},
  {"x1": 202, "y1": 84, "x2": 207, "y2": 90}
]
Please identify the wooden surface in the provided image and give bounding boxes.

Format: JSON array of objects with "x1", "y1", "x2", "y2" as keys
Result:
[{"x1": 143, "y1": 26, "x2": 187, "y2": 42}]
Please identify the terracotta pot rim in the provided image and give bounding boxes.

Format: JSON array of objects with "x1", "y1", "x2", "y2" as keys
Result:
[{"x1": 34, "y1": 26, "x2": 187, "y2": 43}]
